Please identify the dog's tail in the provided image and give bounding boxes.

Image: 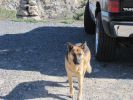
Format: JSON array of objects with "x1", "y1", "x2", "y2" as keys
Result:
[{"x1": 87, "y1": 63, "x2": 92, "y2": 73}]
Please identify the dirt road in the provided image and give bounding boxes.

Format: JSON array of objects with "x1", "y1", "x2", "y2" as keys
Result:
[{"x1": 0, "y1": 21, "x2": 133, "y2": 100}]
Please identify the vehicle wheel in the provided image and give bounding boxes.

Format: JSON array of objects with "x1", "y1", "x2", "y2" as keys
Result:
[
  {"x1": 95, "y1": 13, "x2": 116, "y2": 61},
  {"x1": 84, "y1": 2, "x2": 95, "y2": 34}
]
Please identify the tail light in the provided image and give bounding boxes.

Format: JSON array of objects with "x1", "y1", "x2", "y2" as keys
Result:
[{"x1": 108, "y1": 0, "x2": 120, "y2": 13}]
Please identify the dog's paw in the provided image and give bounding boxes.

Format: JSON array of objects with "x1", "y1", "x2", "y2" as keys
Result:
[
  {"x1": 77, "y1": 96, "x2": 82, "y2": 100},
  {"x1": 69, "y1": 95, "x2": 73, "y2": 98},
  {"x1": 69, "y1": 90, "x2": 74, "y2": 98},
  {"x1": 77, "y1": 92, "x2": 82, "y2": 100},
  {"x1": 69, "y1": 93, "x2": 74, "y2": 98}
]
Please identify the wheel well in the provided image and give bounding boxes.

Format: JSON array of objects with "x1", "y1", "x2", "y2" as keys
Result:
[{"x1": 95, "y1": 2, "x2": 101, "y2": 17}]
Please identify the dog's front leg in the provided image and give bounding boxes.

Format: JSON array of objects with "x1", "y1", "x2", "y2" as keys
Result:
[
  {"x1": 77, "y1": 75, "x2": 83, "y2": 100},
  {"x1": 68, "y1": 74, "x2": 74, "y2": 98}
]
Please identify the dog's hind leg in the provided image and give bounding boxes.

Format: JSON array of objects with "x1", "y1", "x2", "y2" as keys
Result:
[{"x1": 67, "y1": 73, "x2": 74, "y2": 98}]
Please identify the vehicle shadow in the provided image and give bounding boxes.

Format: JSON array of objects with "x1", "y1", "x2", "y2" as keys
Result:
[
  {"x1": 0, "y1": 26, "x2": 133, "y2": 79},
  {"x1": 87, "y1": 38, "x2": 133, "y2": 79},
  {"x1": 0, "y1": 80, "x2": 69, "y2": 100}
]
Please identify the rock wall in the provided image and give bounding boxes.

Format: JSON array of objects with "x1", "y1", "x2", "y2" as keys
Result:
[
  {"x1": 17, "y1": 0, "x2": 41, "y2": 20},
  {"x1": 0, "y1": 0, "x2": 87, "y2": 20},
  {"x1": 35, "y1": 0, "x2": 82, "y2": 19}
]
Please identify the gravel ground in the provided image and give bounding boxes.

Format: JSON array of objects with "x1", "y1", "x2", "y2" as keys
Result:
[{"x1": 0, "y1": 20, "x2": 133, "y2": 100}]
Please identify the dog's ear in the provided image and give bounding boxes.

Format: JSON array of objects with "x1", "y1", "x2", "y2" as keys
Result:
[
  {"x1": 67, "y1": 42, "x2": 73, "y2": 51},
  {"x1": 81, "y1": 41, "x2": 89, "y2": 53},
  {"x1": 81, "y1": 41, "x2": 87, "y2": 50}
]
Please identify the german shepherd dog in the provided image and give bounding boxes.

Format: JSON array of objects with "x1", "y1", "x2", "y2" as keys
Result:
[{"x1": 65, "y1": 42, "x2": 92, "y2": 100}]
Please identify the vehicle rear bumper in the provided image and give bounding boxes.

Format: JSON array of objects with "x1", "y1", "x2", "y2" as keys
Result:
[
  {"x1": 113, "y1": 22, "x2": 133, "y2": 37},
  {"x1": 101, "y1": 11, "x2": 133, "y2": 37}
]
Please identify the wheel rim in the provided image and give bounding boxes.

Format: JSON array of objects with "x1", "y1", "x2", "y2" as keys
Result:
[{"x1": 95, "y1": 22, "x2": 99, "y2": 54}]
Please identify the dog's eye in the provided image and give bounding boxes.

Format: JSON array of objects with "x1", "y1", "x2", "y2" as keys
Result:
[{"x1": 71, "y1": 52, "x2": 76, "y2": 56}]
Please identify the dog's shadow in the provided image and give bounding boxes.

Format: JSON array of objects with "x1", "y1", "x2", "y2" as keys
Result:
[{"x1": 0, "y1": 80, "x2": 70, "y2": 100}]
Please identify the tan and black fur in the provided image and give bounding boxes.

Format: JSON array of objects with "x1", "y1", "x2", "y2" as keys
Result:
[{"x1": 65, "y1": 42, "x2": 92, "y2": 100}]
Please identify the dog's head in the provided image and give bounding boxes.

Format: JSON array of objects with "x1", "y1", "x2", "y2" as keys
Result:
[{"x1": 67, "y1": 42, "x2": 87, "y2": 65}]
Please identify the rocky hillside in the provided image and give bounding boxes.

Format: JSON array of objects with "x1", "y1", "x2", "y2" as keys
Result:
[
  {"x1": 0, "y1": 0, "x2": 19, "y2": 10},
  {"x1": 0, "y1": 0, "x2": 87, "y2": 20}
]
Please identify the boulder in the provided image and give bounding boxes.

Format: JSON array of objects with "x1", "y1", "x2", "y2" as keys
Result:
[
  {"x1": 29, "y1": 0, "x2": 37, "y2": 6},
  {"x1": 17, "y1": 9, "x2": 29, "y2": 16},
  {"x1": 28, "y1": 6, "x2": 39, "y2": 16}
]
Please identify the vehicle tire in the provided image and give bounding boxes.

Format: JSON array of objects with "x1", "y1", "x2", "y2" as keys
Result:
[
  {"x1": 84, "y1": 2, "x2": 95, "y2": 34},
  {"x1": 95, "y1": 13, "x2": 116, "y2": 61}
]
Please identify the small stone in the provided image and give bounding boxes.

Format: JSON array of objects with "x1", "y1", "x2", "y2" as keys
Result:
[
  {"x1": 29, "y1": 0, "x2": 37, "y2": 6},
  {"x1": 17, "y1": 16, "x2": 28, "y2": 19},
  {"x1": 30, "y1": 16, "x2": 41, "y2": 20},
  {"x1": 28, "y1": 87, "x2": 32, "y2": 91},
  {"x1": 0, "y1": 78, "x2": 4, "y2": 86},
  {"x1": 93, "y1": 68, "x2": 100, "y2": 73},
  {"x1": 20, "y1": 0, "x2": 28, "y2": 4},
  {"x1": 20, "y1": 4, "x2": 29, "y2": 10},
  {"x1": 29, "y1": 11, "x2": 39, "y2": 16}
]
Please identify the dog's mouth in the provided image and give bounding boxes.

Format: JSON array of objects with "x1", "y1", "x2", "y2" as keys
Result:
[
  {"x1": 73, "y1": 58, "x2": 81, "y2": 65},
  {"x1": 73, "y1": 61, "x2": 80, "y2": 65}
]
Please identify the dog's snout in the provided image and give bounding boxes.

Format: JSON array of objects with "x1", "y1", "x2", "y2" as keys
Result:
[
  {"x1": 73, "y1": 59, "x2": 80, "y2": 65},
  {"x1": 73, "y1": 55, "x2": 82, "y2": 65}
]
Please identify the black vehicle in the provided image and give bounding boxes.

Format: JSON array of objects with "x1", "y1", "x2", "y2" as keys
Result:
[{"x1": 84, "y1": 0, "x2": 133, "y2": 61}]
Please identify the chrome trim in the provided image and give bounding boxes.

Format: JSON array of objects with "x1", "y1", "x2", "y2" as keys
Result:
[{"x1": 114, "y1": 25, "x2": 133, "y2": 37}]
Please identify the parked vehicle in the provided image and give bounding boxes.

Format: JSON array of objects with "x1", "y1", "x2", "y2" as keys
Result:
[{"x1": 84, "y1": 0, "x2": 133, "y2": 61}]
